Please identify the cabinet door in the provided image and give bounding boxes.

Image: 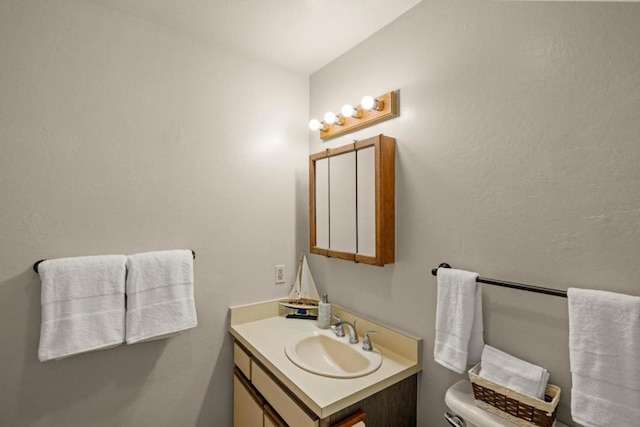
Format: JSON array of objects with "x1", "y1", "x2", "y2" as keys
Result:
[
  {"x1": 329, "y1": 151, "x2": 357, "y2": 254},
  {"x1": 233, "y1": 369, "x2": 264, "y2": 427},
  {"x1": 356, "y1": 146, "x2": 376, "y2": 257}
]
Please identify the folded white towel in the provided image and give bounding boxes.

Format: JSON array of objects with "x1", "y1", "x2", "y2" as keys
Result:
[
  {"x1": 38, "y1": 255, "x2": 127, "y2": 362},
  {"x1": 125, "y1": 250, "x2": 197, "y2": 344},
  {"x1": 434, "y1": 268, "x2": 483, "y2": 374},
  {"x1": 479, "y1": 345, "x2": 549, "y2": 399},
  {"x1": 568, "y1": 287, "x2": 640, "y2": 427}
]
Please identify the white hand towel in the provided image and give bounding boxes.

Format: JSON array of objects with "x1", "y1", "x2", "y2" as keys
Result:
[
  {"x1": 125, "y1": 250, "x2": 197, "y2": 344},
  {"x1": 434, "y1": 268, "x2": 484, "y2": 374},
  {"x1": 568, "y1": 287, "x2": 640, "y2": 427},
  {"x1": 38, "y1": 255, "x2": 127, "y2": 362},
  {"x1": 479, "y1": 345, "x2": 549, "y2": 399}
]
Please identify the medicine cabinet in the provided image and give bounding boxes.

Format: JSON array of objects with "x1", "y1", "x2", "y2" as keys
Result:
[{"x1": 309, "y1": 134, "x2": 395, "y2": 266}]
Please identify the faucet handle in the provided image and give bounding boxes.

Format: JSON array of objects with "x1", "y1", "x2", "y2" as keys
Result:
[
  {"x1": 330, "y1": 315, "x2": 345, "y2": 337},
  {"x1": 362, "y1": 331, "x2": 377, "y2": 351}
]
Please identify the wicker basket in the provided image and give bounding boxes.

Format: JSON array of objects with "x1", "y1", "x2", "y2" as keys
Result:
[{"x1": 468, "y1": 364, "x2": 561, "y2": 427}]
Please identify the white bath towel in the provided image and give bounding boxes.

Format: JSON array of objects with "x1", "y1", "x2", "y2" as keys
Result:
[
  {"x1": 434, "y1": 268, "x2": 484, "y2": 374},
  {"x1": 568, "y1": 287, "x2": 640, "y2": 427},
  {"x1": 38, "y1": 255, "x2": 127, "y2": 362},
  {"x1": 479, "y1": 345, "x2": 549, "y2": 399},
  {"x1": 125, "y1": 250, "x2": 197, "y2": 344}
]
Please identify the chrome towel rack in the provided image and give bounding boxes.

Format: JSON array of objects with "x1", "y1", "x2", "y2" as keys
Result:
[
  {"x1": 431, "y1": 263, "x2": 567, "y2": 298},
  {"x1": 33, "y1": 250, "x2": 196, "y2": 274}
]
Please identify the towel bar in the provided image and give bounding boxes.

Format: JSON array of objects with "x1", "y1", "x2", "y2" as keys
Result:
[
  {"x1": 432, "y1": 263, "x2": 567, "y2": 298},
  {"x1": 33, "y1": 250, "x2": 196, "y2": 274}
]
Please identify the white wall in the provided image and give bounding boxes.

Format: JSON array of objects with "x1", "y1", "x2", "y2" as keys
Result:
[
  {"x1": 0, "y1": 0, "x2": 307, "y2": 425},
  {"x1": 307, "y1": 1, "x2": 640, "y2": 425}
]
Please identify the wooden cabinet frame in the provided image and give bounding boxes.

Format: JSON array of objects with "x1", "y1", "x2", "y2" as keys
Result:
[{"x1": 309, "y1": 134, "x2": 395, "y2": 266}]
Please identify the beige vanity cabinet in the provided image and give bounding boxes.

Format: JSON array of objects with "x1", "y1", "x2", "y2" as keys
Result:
[
  {"x1": 232, "y1": 339, "x2": 417, "y2": 427},
  {"x1": 310, "y1": 134, "x2": 395, "y2": 266},
  {"x1": 230, "y1": 302, "x2": 421, "y2": 427}
]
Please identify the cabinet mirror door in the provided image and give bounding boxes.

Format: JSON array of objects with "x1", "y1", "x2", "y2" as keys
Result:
[
  {"x1": 314, "y1": 157, "x2": 329, "y2": 250},
  {"x1": 329, "y1": 151, "x2": 357, "y2": 255},
  {"x1": 356, "y1": 145, "x2": 376, "y2": 257}
]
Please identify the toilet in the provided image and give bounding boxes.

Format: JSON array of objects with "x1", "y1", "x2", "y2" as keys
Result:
[{"x1": 445, "y1": 380, "x2": 568, "y2": 427}]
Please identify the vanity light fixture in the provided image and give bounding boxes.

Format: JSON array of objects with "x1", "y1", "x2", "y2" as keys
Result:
[{"x1": 309, "y1": 90, "x2": 399, "y2": 141}]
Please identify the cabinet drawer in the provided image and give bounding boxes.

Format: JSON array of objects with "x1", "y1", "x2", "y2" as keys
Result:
[
  {"x1": 252, "y1": 363, "x2": 318, "y2": 427},
  {"x1": 234, "y1": 342, "x2": 252, "y2": 379}
]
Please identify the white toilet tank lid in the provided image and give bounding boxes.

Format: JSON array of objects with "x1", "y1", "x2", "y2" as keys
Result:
[{"x1": 445, "y1": 380, "x2": 568, "y2": 427}]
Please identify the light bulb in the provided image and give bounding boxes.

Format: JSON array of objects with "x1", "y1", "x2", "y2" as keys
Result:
[
  {"x1": 309, "y1": 119, "x2": 320, "y2": 131},
  {"x1": 361, "y1": 95, "x2": 384, "y2": 111},
  {"x1": 341, "y1": 104, "x2": 355, "y2": 117},
  {"x1": 341, "y1": 104, "x2": 362, "y2": 119},
  {"x1": 361, "y1": 95, "x2": 376, "y2": 110},
  {"x1": 309, "y1": 119, "x2": 322, "y2": 131},
  {"x1": 324, "y1": 111, "x2": 345, "y2": 126},
  {"x1": 324, "y1": 111, "x2": 337, "y2": 125}
]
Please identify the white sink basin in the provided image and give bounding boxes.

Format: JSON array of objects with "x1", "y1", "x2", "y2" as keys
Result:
[{"x1": 284, "y1": 330, "x2": 382, "y2": 378}]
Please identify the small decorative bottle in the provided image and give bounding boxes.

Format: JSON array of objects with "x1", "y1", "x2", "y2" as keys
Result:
[{"x1": 318, "y1": 293, "x2": 331, "y2": 329}]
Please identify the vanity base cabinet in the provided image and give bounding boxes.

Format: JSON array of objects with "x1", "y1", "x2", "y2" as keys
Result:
[{"x1": 233, "y1": 340, "x2": 417, "y2": 427}]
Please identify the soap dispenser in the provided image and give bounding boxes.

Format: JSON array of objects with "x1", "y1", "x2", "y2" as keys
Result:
[{"x1": 318, "y1": 293, "x2": 331, "y2": 329}]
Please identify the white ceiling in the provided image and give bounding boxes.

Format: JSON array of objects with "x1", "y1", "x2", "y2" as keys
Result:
[{"x1": 83, "y1": 0, "x2": 422, "y2": 75}]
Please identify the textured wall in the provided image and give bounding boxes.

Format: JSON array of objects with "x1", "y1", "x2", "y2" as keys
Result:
[
  {"x1": 308, "y1": 1, "x2": 640, "y2": 425},
  {"x1": 0, "y1": 0, "x2": 307, "y2": 426}
]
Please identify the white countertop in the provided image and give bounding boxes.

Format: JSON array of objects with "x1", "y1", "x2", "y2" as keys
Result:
[{"x1": 230, "y1": 314, "x2": 422, "y2": 419}]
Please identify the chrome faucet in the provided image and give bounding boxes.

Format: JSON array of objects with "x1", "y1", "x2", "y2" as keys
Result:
[{"x1": 331, "y1": 315, "x2": 358, "y2": 344}]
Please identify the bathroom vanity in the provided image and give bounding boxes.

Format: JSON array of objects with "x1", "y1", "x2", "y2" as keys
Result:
[{"x1": 229, "y1": 300, "x2": 422, "y2": 427}]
